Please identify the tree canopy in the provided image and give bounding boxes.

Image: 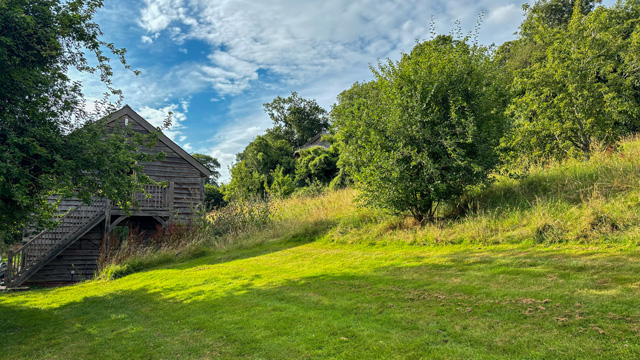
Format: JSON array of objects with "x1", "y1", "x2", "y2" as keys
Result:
[
  {"x1": 224, "y1": 93, "x2": 330, "y2": 200},
  {"x1": 503, "y1": 1, "x2": 640, "y2": 161},
  {"x1": 0, "y1": 0, "x2": 162, "y2": 238},
  {"x1": 263, "y1": 92, "x2": 330, "y2": 147},
  {"x1": 333, "y1": 36, "x2": 510, "y2": 221},
  {"x1": 192, "y1": 153, "x2": 221, "y2": 186}
]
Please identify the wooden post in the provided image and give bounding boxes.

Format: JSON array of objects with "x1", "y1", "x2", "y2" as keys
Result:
[
  {"x1": 104, "y1": 199, "x2": 111, "y2": 254},
  {"x1": 6, "y1": 250, "x2": 13, "y2": 288},
  {"x1": 168, "y1": 182, "x2": 175, "y2": 222}
]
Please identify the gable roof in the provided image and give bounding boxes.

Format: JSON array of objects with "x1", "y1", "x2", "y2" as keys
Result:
[
  {"x1": 106, "y1": 105, "x2": 211, "y2": 177},
  {"x1": 294, "y1": 131, "x2": 330, "y2": 157}
]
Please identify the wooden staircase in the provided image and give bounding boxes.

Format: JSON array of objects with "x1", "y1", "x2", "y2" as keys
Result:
[{"x1": 6, "y1": 200, "x2": 108, "y2": 288}]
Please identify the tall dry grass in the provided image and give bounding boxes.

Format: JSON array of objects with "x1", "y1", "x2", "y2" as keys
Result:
[{"x1": 98, "y1": 136, "x2": 640, "y2": 280}]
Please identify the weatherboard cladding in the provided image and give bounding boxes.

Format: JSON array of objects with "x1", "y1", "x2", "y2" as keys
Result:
[
  {"x1": 23, "y1": 106, "x2": 208, "y2": 242},
  {"x1": 21, "y1": 106, "x2": 207, "y2": 284},
  {"x1": 106, "y1": 105, "x2": 209, "y2": 218}
]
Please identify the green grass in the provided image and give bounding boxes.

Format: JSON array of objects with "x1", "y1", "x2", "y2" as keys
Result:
[
  {"x1": 3, "y1": 138, "x2": 640, "y2": 359},
  {"x1": 2, "y1": 241, "x2": 640, "y2": 359}
]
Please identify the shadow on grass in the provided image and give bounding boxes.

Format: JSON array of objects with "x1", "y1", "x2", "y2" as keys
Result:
[{"x1": 2, "y1": 247, "x2": 640, "y2": 359}]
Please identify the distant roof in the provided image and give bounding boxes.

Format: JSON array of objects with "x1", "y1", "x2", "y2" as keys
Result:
[
  {"x1": 106, "y1": 105, "x2": 211, "y2": 177},
  {"x1": 294, "y1": 131, "x2": 330, "y2": 157}
]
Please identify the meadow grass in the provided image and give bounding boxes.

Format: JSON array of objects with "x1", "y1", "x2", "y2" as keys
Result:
[
  {"x1": 1, "y1": 241, "x2": 640, "y2": 359},
  {"x1": 2, "y1": 138, "x2": 640, "y2": 359}
]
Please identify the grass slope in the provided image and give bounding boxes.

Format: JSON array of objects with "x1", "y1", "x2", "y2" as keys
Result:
[
  {"x1": 2, "y1": 242, "x2": 640, "y2": 359},
  {"x1": 3, "y1": 139, "x2": 640, "y2": 359}
]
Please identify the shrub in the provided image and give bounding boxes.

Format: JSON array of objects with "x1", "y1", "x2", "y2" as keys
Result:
[
  {"x1": 204, "y1": 184, "x2": 227, "y2": 210},
  {"x1": 204, "y1": 196, "x2": 272, "y2": 237},
  {"x1": 266, "y1": 165, "x2": 296, "y2": 199},
  {"x1": 333, "y1": 36, "x2": 509, "y2": 221}
]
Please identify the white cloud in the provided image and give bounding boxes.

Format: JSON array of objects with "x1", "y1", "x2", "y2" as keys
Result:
[
  {"x1": 137, "y1": 0, "x2": 531, "y2": 98},
  {"x1": 137, "y1": 101, "x2": 189, "y2": 143},
  {"x1": 133, "y1": 0, "x2": 535, "y2": 180},
  {"x1": 141, "y1": 32, "x2": 160, "y2": 44}
]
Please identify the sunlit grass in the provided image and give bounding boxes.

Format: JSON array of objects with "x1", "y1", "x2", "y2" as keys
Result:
[
  {"x1": 3, "y1": 138, "x2": 640, "y2": 358},
  {"x1": 2, "y1": 242, "x2": 640, "y2": 359}
]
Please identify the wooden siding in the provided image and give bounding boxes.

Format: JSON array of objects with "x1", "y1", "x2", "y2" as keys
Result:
[
  {"x1": 26, "y1": 222, "x2": 104, "y2": 283},
  {"x1": 109, "y1": 115, "x2": 206, "y2": 219},
  {"x1": 18, "y1": 109, "x2": 207, "y2": 285},
  {"x1": 23, "y1": 197, "x2": 84, "y2": 244}
]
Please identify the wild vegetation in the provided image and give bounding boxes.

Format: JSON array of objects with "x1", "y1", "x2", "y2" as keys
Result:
[
  {"x1": 95, "y1": 136, "x2": 640, "y2": 278},
  {"x1": 3, "y1": 1, "x2": 640, "y2": 358},
  {"x1": 220, "y1": 0, "x2": 640, "y2": 225},
  {"x1": 3, "y1": 137, "x2": 640, "y2": 358},
  {"x1": 0, "y1": 0, "x2": 170, "y2": 247}
]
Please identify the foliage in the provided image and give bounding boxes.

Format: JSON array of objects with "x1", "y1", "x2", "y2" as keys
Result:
[
  {"x1": 205, "y1": 197, "x2": 273, "y2": 238},
  {"x1": 192, "y1": 153, "x2": 221, "y2": 186},
  {"x1": 0, "y1": 0, "x2": 161, "y2": 237},
  {"x1": 225, "y1": 133, "x2": 294, "y2": 199},
  {"x1": 266, "y1": 165, "x2": 296, "y2": 199},
  {"x1": 294, "y1": 142, "x2": 339, "y2": 187},
  {"x1": 334, "y1": 36, "x2": 509, "y2": 221},
  {"x1": 522, "y1": 0, "x2": 600, "y2": 32},
  {"x1": 503, "y1": 1, "x2": 640, "y2": 162},
  {"x1": 204, "y1": 184, "x2": 227, "y2": 210},
  {"x1": 291, "y1": 179, "x2": 328, "y2": 198},
  {"x1": 263, "y1": 91, "x2": 330, "y2": 147},
  {"x1": 226, "y1": 92, "x2": 332, "y2": 199},
  {"x1": 496, "y1": 0, "x2": 600, "y2": 77}
]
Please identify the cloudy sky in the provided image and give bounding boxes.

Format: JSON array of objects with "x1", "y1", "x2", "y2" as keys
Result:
[{"x1": 85, "y1": 0, "x2": 612, "y2": 182}]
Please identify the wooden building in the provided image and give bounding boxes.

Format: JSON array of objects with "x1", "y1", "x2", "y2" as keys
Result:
[
  {"x1": 293, "y1": 131, "x2": 330, "y2": 158},
  {"x1": 6, "y1": 105, "x2": 210, "y2": 287}
]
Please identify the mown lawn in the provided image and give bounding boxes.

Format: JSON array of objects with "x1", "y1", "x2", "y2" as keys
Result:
[{"x1": 1, "y1": 239, "x2": 640, "y2": 359}]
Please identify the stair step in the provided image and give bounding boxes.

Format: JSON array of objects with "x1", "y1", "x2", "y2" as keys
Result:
[{"x1": 8, "y1": 202, "x2": 106, "y2": 288}]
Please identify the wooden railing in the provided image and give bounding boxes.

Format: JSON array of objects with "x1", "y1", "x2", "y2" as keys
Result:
[
  {"x1": 6, "y1": 182, "x2": 174, "y2": 287},
  {"x1": 6, "y1": 199, "x2": 107, "y2": 288},
  {"x1": 134, "y1": 183, "x2": 173, "y2": 210},
  {"x1": 110, "y1": 183, "x2": 174, "y2": 212}
]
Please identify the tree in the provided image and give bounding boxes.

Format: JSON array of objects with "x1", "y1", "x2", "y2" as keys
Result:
[
  {"x1": 504, "y1": 1, "x2": 640, "y2": 161},
  {"x1": 0, "y1": 0, "x2": 162, "y2": 239},
  {"x1": 192, "y1": 153, "x2": 221, "y2": 186},
  {"x1": 294, "y1": 144, "x2": 339, "y2": 187},
  {"x1": 223, "y1": 161, "x2": 267, "y2": 201},
  {"x1": 224, "y1": 132, "x2": 295, "y2": 199},
  {"x1": 204, "y1": 184, "x2": 227, "y2": 210},
  {"x1": 522, "y1": 0, "x2": 600, "y2": 32},
  {"x1": 496, "y1": 0, "x2": 600, "y2": 73},
  {"x1": 263, "y1": 92, "x2": 330, "y2": 147},
  {"x1": 334, "y1": 37, "x2": 509, "y2": 221}
]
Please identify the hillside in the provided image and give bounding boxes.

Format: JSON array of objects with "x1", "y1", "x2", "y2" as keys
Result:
[{"x1": 3, "y1": 138, "x2": 640, "y2": 359}]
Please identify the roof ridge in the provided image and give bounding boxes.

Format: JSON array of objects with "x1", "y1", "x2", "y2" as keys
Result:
[{"x1": 105, "y1": 106, "x2": 211, "y2": 177}]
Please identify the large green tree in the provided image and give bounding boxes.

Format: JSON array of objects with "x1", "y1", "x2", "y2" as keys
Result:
[
  {"x1": 192, "y1": 153, "x2": 221, "y2": 186},
  {"x1": 503, "y1": 1, "x2": 640, "y2": 161},
  {"x1": 334, "y1": 36, "x2": 509, "y2": 221},
  {"x1": 0, "y1": 0, "x2": 162, "y2": 240},
  {"x1": 263, "y1": 92, "x2": 330, "y2": 147},
  {"x1": 496, "y1": 0, "x2": 600, "y2": 74},
  {"x1": 224, "y1": 133, "x2": 295, "y2": 199},
  {"x1": 225, "y1": 93, "x2": 331, "y2": 199}
]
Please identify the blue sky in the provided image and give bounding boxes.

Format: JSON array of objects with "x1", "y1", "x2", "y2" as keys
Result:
[{"x1": 82, "y1": 0, "x2": 614, "y2": 182}]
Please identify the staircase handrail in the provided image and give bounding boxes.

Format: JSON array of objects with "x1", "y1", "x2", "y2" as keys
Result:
[{"x1": 7, "y1": 199, "x2": 107, "y2": 287}]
